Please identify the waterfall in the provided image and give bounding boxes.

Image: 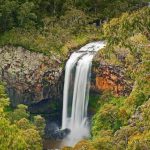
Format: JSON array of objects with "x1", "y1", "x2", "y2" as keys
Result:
[{"x1": 62, "y1": 41, "x2": 105, "y2": 146}]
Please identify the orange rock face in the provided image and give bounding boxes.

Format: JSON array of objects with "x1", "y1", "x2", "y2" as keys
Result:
[
  {"x1": 96, "y1": 77, "x2": 113, "y2": 91},
  {"x1": 96, "y1": 77, "x2": 124, "y2": 96},
  {"x1": 92, "y1": 65, "x2": 131, "y2": 96}
]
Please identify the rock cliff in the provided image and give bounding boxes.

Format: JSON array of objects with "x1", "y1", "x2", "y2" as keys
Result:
[
  {"x1": 91, "y1": 57, "x2": 133, "y2": 96},
  {"x1": 0, "y1": 46, "x2": 63, "y2": 106},
  {"x1": 0, "y1": 45, "x2": 133, "y2": 108}
]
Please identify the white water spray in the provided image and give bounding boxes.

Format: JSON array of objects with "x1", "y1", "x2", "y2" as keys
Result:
[{"x1": 62, "y1": 41, "x2": 105, "y2": 146}]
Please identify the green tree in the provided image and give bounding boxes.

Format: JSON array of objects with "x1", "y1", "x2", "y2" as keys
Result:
[
  {"x1": 0, "y1": 83, "x2": 43, "y2": 149},
  {"x1": 33, "y1": 115, "x2": 46, "y2": 136},
  {"x1": 21, "y1": 128, "x2": 42, "y2": 150},
  {"x1": 0, "y1": 0, "x2": 18, "y2": 31},
  {"x1": 0, "y1": 117, "x2": 27, "y2": 150},
  {"x1": 9, "y1": 104, "x2": 29, "y2": 123},
  {"x1": 17, "y1": 1, "x2": 37, "y2": 28}
]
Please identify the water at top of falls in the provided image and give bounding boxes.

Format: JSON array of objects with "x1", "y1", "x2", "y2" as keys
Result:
[
  {"x1": 78, "y1": 41, "x2": 105, "y2": 52},
  {"x1": 62, "y1": 41, "x2": 105, "y2": 146}
]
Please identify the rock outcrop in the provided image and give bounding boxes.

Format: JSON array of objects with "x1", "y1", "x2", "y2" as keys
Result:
[
  {"x1": 0, "y1": 46, "x2": 63, "y2": 106},
  {"x1": 91, "y1": 63, "x2": 132, "y2": 96}
]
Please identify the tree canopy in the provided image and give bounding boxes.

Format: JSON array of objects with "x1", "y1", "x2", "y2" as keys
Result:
[{"x1": 0, "y1": 83, "x2": 45, "y2": 149}]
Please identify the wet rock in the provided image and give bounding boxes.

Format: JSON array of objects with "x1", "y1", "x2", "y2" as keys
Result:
[
  {"x1": 51, "y1": 128, "x2": 71, "y2": 139},
  {"x1": 44, "y1": 121, "x2": 70, "y2": 139}
]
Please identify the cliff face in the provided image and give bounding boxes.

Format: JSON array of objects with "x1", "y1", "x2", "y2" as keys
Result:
[
  {"x1": 0, "y1": 45, "x2": 133, "y2": 108},
  {"x1": 91, "y1": 64, "x2": 132, "y2": 96},
  {"x1": 0, "y1": 46, "x2": 63, "y2": 106}
]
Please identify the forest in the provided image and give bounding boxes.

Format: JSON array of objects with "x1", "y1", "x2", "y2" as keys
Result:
[{"x1": 0, "y1": 0, "x2": 150, "y2": 150}]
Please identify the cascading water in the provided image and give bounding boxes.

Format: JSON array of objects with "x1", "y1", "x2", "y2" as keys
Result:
[{"x1": 62, "y1": 41, "x2": 105, "y2": 146}]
